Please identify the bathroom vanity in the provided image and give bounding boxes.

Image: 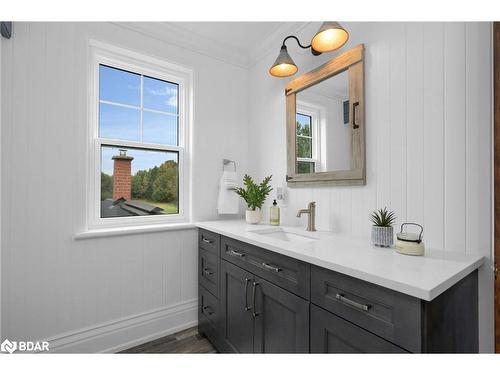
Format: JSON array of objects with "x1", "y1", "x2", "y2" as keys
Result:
[{"x1": 196, "y1": 220, "x2": 483, "y2": 353}]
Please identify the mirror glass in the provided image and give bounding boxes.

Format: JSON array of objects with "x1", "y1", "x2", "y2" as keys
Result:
[{"x1": 295, "y1": 70, "x2": 350, "y2": 174}]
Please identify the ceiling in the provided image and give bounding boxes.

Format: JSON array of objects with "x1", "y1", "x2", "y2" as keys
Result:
[
  {"x1": 172, "y1": 22, "x2": 285, "y2": 56},
  {"x1": 120, "y1": 21, "x2": 310, "y2": 68}
]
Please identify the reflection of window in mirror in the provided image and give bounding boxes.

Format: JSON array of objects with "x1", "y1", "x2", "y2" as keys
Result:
[
  {"x1": 296, "y1": 103, "x2": 320, "y2": 174},
  {"x1": 295, "y1": 70, "x2": 351, "y2": 173}
]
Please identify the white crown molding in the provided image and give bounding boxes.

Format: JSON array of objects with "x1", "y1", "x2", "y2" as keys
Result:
[
  {"x1": 113, "y1": 22, "x2": 251, "y2": 69},
  {"x1": 112, "y1": 22, "x2": 316, "y2": 70}
]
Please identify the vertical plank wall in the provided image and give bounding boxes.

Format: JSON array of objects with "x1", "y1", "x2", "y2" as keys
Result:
[
  {"x1": 0, "y1": 28, "x2": 2, "y2": 344},
  {"x1": 0, "y1": 23, "x2": 249, "y2": 352},
  {"x1": 249, "y1": 22, "x2": 494, "y2": 351}
]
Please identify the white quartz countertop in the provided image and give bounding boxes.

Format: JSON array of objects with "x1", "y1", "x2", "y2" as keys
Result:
[{"x1": 195, "y1": 220, "x2": 484, "y2": 301}]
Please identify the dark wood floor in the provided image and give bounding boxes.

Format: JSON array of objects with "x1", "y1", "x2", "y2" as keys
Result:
[{"x1": 119, "y1": 326, "x2": 216, "y2": 354}]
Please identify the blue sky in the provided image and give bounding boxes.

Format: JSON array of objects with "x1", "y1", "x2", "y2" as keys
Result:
[
  {"x1": 99, "y1": 65, "x2": 178, "y2": 145},
  {"x1": 296, "y1": 113, "x2": 311, "y2": 128},
  {"x1": 296, "y1": 113, "x2": 311, "y2": 136},
  {"x1": 99, "y1": 65, "x2": 179, "y2": 175}
]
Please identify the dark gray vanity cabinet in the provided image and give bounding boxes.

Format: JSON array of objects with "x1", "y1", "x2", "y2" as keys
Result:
[
  {"x1": 252, "y1": 275, "x2": 309, "y2": 353},
  {"x1": 310, "y1": 304, "x2": 407, "y2": 353},
  {"x1": 219, "y1": 259, "x2": 255, "y2": 353},
  {"x1": 197, "y1": 228, "x2": 479, "y2": 354},
  {"x1": 197, "y1": 229, "x2": 223, "y2": 351},
  {"x1": 219, "y1": 252, "x2": 310, "y2": 353},
  {"x1": 198, "y1": 229, "x2": 310, "y2": 353},
  {"x1": 310, "y1": 264, "x2": 478, "y2": 353},
  {"x1": 310, "y1": 264, "x2": 422, "y2": 352}
]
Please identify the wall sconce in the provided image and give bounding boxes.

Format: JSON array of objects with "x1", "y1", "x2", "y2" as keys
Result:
[
  {"x1": 269, "y1": 22, "x2": 349, "y2": 78},
  {"x1": 1, "y1": 22, "x2": 12, "y2": 39}
]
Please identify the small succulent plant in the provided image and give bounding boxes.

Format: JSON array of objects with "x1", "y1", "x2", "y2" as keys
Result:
[{"x1": 370, "y1": 207, "x2": 396, "y2": 227}]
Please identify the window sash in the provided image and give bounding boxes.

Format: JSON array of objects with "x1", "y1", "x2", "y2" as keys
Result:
[
  {"x1": 296, "y1": 106, "x2": 320, "y2": 171},
  {"x1": 88, "y1": 40, "x2": 192, "y2": 230},
  {"x1": 95, "y1": 139, "x2": 186, "y2": 223},
  {"x1": 296, "y1": 135, "x2": 312, "y2": 140},
  {"x1": 99, "y1": 99, "x2": 179, "y2": 117}
]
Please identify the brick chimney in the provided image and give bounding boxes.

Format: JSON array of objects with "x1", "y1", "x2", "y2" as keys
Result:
[{"x1": 112, "y1": 149, "x2": 134, "y2": 201}]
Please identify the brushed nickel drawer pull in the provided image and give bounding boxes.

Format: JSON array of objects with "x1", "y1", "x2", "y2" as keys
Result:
[
  {"x1": 230, "y1": 249, "x2": 245, "y2": 257},
  {"x1": 203, "y1": 267, "x2": 214, "y2": 276},
  {"x1": 262, "y1": 262, "x2": 281, "y2": 272},
  {"x1": 202, "y1": 305, "x2": 214, "y2": 315},
  {"x1": 335, "y1": 293, "x2": 370, "y2": 311},
  {"x1": 252, "y1": 282, "x2": 260, "y2": 317},
  {"x1": 244, "y1": 278, "x2": 252, "y2": 311},
  {"x1": 202, "y1": 237, "x2": 213, "y2": 244}
]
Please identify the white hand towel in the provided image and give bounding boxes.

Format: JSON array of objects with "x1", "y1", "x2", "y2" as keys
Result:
[{"x1": 217, "y1": 171, "x2": 239, "y2": 214}]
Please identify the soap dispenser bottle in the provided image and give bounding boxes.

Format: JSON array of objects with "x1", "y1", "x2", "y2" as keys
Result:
[{"x1": 270, "y1": 199, "x2": 280, "y2": 226}]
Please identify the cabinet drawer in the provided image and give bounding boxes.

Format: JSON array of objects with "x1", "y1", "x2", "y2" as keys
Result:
[
  {"x1": 221, "y1": 236, "x2": 310, "y2": 299},
  {"x1": 311, "y1": 265, "x2": 422, "y2": 352},
  {"x1": 199, "y1": 284, "x2": 220, "y2": 342},
  {"x1": 310, "y1": 304, "x2": 407, "y2": 353},
  {"x1": 199, "y1": 229, "x2": 220, "y2": 256},
  {"x1": 199, "y1": 248, "x2": 220, "y2": 298}
]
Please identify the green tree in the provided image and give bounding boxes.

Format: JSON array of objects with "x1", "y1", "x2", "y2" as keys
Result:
[
  {"x1": 151, "y1": 161, "x2": 178, "y2": 202},
  {"x1": 129, "y1": 159, "x2": 178, "y2": 204},
  {"x1": 131, "y1": 171, "x2": 142, "y2": 199},
  {"x1": 101, "y1": 172, "x2": 113, "y2": 200},
  {"x1": 296, "y1": 121, "x2": 311, "y2": 159},
  {"x1": 145, "y1": 166, "x2": 159, "y2": 199}
]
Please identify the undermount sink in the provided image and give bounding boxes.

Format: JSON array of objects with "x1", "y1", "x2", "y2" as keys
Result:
[{"x1": 248, "y1": 227, "x2": 320, "y2": 244}]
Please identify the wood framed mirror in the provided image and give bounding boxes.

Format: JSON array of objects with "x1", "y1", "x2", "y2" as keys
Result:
[{"x1": 285, "y1": 44, "x2": 365, "y2": 186}]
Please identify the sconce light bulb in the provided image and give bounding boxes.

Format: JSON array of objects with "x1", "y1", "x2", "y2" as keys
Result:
[{"x1": 311, "y1": 22, "x2": 349, "y2": 53}]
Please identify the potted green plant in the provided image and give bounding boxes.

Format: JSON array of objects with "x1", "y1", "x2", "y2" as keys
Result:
[
  {"x1": 235, "y1": 174, "x2": 273, "y2": 224},
  {"x1": 370, "y1": 207, "x2": 396, "y2": 247}
]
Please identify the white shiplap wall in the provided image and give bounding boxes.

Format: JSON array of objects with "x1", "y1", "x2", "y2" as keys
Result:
[
  {"x1": 0, "y1": 30, "x2": 3, "y2": 344},
  {"x1": 0, "y1": 22, "x2": 249, "y2": 352},
  {"x1": 0, "y1": 21, "x2": 494, "y2": 353},
  {"x1": 249, "y1": 22, "x2": 494, "y2": 352}
]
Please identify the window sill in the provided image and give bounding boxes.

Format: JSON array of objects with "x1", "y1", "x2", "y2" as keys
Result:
[{"x1": 74, "y1": 222, "x2": 196, "y2": 240}]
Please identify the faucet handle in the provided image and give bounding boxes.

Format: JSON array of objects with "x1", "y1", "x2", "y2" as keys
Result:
[{"x1": 309, "y1": 201, "x2": 316, "y2": 207}]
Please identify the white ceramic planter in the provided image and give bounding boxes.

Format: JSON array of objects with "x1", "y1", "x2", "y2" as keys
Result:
[
  {"x1": 371, "y1": 226, "x2": 394, "y2": 247},
  {"x1": 245, "y1": 208, "x2": 262, "y2": 224}
]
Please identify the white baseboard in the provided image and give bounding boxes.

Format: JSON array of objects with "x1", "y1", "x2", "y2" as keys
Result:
[{"x1": 42, "y1": 299, "x2": 198, "y2": 353}]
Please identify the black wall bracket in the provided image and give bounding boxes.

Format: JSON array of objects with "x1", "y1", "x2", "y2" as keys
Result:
[{"x1": 1, "y1": 22, "x2": 12, "y2": 39}]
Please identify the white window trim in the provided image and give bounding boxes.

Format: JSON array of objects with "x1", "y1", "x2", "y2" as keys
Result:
[
  {"x1": 86, "y1": 40, "x2": 193, "y2": 230},
  {"x1": 296, "y1": 102, "x2": 321, "y2": 172}
]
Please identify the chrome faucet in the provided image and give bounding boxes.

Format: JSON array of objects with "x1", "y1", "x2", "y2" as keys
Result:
[{"x1": 296, "y1": 201, "x2": 316, "y2": 232}]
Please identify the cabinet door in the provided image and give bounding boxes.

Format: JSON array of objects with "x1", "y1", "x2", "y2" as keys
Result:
[
  {"x1": 253, "y1": 278, "x2": 309, "y2": 353},
  {"x1": 310, "y1": 304, "x2": 407, "y2": 353},
  {"x1": 220, "y1": 260, "x2": 255, "y2": 353}
]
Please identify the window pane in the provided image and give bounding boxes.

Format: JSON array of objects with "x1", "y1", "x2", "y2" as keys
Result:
[
  {"x1": 297, "y1": 136, "x2": 312, "y2": 158},
  {"x1": 100, "y1": 146, "x2": 179, "y2": 218},
  {"x1": 297, "y1": 161, "x2": 315, "y2": 174},
  {"x1": 143, "y1": 76, "x2": 178, "y2": 113},
  {"x1": 99, "y1": 65, "x2": 140, "y2": 106},
  {"x1": 296, "y1": 113, "x2": 311, "y2": 137},
  {"x1": 143, "y1": 111, "x2": 178, "y2": 146},
  {"x1": 99, "y1": 103, "x2": 141, "y2": 141}
]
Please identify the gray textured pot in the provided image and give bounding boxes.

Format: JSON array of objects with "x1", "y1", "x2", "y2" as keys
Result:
[{"x1": 371, "y1": 226, "x2": 394, "y2": 247}]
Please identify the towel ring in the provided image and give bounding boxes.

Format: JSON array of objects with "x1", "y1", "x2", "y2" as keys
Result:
[{"x1": 223, "y1": 159, "x2": 236, "y2": 172}]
